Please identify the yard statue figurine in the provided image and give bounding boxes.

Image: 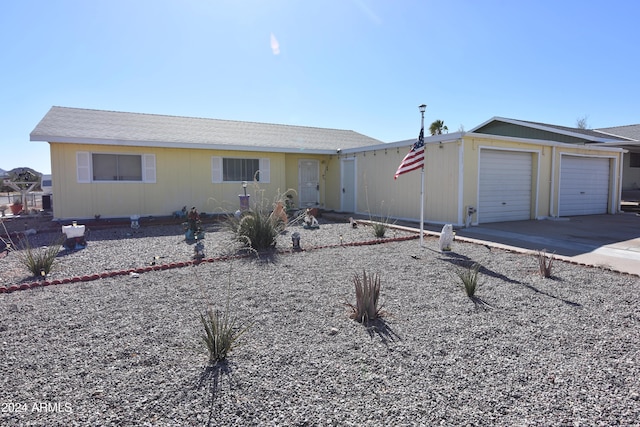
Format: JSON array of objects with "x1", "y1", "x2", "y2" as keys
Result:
[
  {"x1": 439, "y1": 224, "x2": 455, "y2": 252},
  {"x1": 303, "y1": 208, "x2": 320, "y2": 229},
  {"x1": 184, "y1": 207, "x2": 205, "y2": 241}
]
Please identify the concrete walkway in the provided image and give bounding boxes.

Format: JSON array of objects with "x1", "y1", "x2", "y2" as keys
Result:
[{"x1": 449, "y1": 213, "x2": 640, "y2": 276}]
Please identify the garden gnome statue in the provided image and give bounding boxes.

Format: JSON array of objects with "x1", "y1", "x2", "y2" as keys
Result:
[{"x1": 439, "y1": 224, "x2": 455, "y2": 252}]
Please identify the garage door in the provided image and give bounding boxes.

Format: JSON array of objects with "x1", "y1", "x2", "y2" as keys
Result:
[
  {"x1": 559, "y1": 156, "x2": 609, "y2": 216},
  {"x1": 479, "y1": 150, "x2": 533, "y2": 223}
]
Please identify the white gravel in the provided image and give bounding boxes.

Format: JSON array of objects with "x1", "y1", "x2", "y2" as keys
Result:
[{"x1": 1, "y1": 219, "x2": 639, "y2": 426}]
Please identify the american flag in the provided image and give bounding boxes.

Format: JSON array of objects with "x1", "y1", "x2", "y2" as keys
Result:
[{"x1": 394, "y1": 126, "x2": 425, "y2": 179}]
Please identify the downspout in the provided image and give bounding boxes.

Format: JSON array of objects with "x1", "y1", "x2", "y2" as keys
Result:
[
  {"x1": 549, "y1": 146, "x2": 556, "y2": 218},
  {"x1": 617, "y1": 151, "x2": 625, "y2": 214}
]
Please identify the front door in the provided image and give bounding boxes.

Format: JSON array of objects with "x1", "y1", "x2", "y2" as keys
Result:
[
  {"x1": 341, "y1": 158, "x2": 356, "y2": 212},
  {"x1": 299, "y1": 159, "x2": 319, "y2": 207}
]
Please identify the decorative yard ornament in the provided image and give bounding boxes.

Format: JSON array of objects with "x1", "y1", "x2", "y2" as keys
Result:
[
  {"x1": 303, "y1": 209, "x2": 319, "y2": 229},
  {"x1": 2, "y1": 167, "x2": 40, "y2": 212},
  {"x1": 439, "y1": 224, "x2": 455, "y2": 252},
  {"x1": 193, "y1": 240, "x2": 205, "y2": 259},
  {"x1": 291, "y1": 232, "x2": 301, "y2": 250},
  {"x1": 184, "y1": 207, "x2": 204, "y2": 241}
]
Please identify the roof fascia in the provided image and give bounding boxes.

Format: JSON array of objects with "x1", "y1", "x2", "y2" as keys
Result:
[
  {"x1": 341, "y1": 132, "x2": 466, "y2": 154},
  {"x1": 465, "y1": 131, "x2": 625, "y2": 153},
  {"x1": 468, "y1": 117, "x2": 499, "y2": 132},
  {"x1": 29, "y1": 135, "x2": 335, "y2": 155},
  {"x1": 469, "y1": 117, "x2": 618, "y2": 143},
  {"x1": 592, "y1": 129, "x2": 636, "y2": 142}
]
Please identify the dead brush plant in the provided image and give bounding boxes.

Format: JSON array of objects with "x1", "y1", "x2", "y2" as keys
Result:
[
  {"x1": 346, "y1": 270, "x2": 385, "y2": 323},
  {"x1": 537, "y1": 249, "x2": 555, "y2": 278}
]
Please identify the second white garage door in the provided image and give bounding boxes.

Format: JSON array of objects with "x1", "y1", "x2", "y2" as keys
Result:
[
  {"x1": 559, "y1": 156, "x2": 610, "y2": 216},
  {"x1": 479, "y1": 149, "x2": 533, "y2": 223}
]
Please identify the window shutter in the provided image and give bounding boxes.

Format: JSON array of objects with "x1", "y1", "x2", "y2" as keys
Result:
[
  {"x1": 76, "y1": 151, "x2": 91, "y2": 183},
  {"x1": 142, "y1": 154, "x2": 156, "y2": 183},
  {"x1": 211, "y1": 156, "x2": 223, "y2": 183},
  {"x1": 259, "y1": 158, "x2": 270, "y2": 183}
]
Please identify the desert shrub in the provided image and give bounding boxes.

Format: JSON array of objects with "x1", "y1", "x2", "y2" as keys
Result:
[
  {"x1": 371, "y1": 221, "x2": 388, "y2": 238},
  {"x1": 457, "y1": 263, "x2": 481, "y2": 298},
  {"x1": 196, "y1": 266, "x2": 251, "y2": 364},
  {"x1": 537, "y1": 250, "x2": 554, "y2": 278},
  {"x1": 347, "y1": 270, "x2": 384, "y2": 323},
  {"x1": 223, "y1": 182, "x2": 294, "y2": 251},
  {"x1": 227, "y1": 210, "x2": 281, "y2": 251},
  {"x1": 200, "y1": 307, "x2": 250, "y2": 364},
  {"x1": 4, "y1": 228, "x2": 64, "y2": 278}
]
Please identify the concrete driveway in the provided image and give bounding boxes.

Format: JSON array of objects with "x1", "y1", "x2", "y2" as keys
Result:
[{"x1": 450, "y1": 213, "x2": 640, "y2": 276}]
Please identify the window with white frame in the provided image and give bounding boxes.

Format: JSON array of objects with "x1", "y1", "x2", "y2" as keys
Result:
[
  {"x1": 76, "y1": 152, "x2": 156, "y2": 183},
  {"x1": 223, "y1": 158, "x2": 260, "y2": 181},
  {"x1": 211, "y1": 157, "x2": 270, "y2": 183}
]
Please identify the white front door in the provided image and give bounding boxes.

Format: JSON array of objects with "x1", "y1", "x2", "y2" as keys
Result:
[
  {"x1": 341, "y1": 158, "x2": 356, "y2": 213},
  {"x1": 299, "y1": 159, "x2": 319, "y2": 207}
]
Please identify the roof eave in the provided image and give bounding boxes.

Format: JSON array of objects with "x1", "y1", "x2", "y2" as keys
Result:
[
  {"x1": 470, "y1": 117, "x2": 620, "y2": 143},
  {"x1": 29, "y1": 135, "x2": 336, "y2": 155},
  {"x1": 466, "y1": 132, "x2": 626, "y2": 152}
]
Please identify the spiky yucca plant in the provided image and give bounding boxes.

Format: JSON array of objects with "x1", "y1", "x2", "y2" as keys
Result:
[
  {"x1": 537, "y1": 250, "x2": 554, "y2": 278},
  {"x1": 347, "y1": 270, "x2": 384, "y2": 323},
  {"x1": 200, "y1": 307, "x2": 250, "y2": 364},
  {"x1": 371, "y1": 221, "x2": 388, "y2": 238},
  {"x1": 14, "y1": 235, "x2": 64, "y2": 278},
  {"x1": 457, "y1": 263, "x2": 481, "y2": 298}
]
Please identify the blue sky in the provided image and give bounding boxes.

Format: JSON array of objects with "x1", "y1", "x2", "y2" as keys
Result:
[{"x1": 1, "y1": 0, "x2": 639, "y2": 174}]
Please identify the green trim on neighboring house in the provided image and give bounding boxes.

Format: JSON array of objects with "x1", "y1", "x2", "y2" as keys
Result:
[{"x1": 474, "y1": 121, "x2": 592, "y2": 145}]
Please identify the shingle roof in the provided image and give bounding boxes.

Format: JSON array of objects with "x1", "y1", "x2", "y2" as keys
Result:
[
  {"x1": 595, "y1": 124, "x2": 640, "y2": 142},
  {"x1": 30, "y1": 106, "x2": 382, "y2": 153}
]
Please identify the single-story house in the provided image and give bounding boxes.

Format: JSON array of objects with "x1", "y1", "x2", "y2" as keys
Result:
[
  {"x1": 29, "y1": 106, "x2": 382, "y2": 220},
  {"x1": 30, "y1": 107, "x2": 627, "y2": 227}
]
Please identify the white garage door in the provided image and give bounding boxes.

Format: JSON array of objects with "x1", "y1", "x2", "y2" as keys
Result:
[
  {"x1": 479, "y1": 150, "x2": 533, "y2": 223},
  {"x1": 559, "y1": 156, "x2": 610, "y2": 216}
]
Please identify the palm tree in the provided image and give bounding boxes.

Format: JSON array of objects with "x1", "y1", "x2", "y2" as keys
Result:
[{"x1": 429, "y1": 120, "x2": 448, "y2": 135}]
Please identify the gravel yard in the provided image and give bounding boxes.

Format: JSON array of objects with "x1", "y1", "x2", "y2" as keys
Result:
[{"x1": 1, "y1": 217, "x2": 639, "y2": 426}]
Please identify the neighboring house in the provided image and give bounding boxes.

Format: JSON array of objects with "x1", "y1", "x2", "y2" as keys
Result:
[
  {"x1": 30, "y1": 107, "x2": 626, "y2": 227},
  {"x1": 594, "y1": 124, "x2": 640, "y2": 191},
  {"x1": 29, "y1": 106, "x2": 382, "y2": 220}
]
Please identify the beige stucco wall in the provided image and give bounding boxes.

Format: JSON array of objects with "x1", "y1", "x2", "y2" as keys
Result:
[
  {"x1": 49, "y1": 135, "x2": 623, "y2": 223},
  {"x1": 344, "y1": 139, "x2": 462, "y2": 223},
  {"x1": 349, "y1": 134, "x2": 624, "y2": 227},
  {"x1": 50, "y1": 143, "x2": 335, "y2": 219}
]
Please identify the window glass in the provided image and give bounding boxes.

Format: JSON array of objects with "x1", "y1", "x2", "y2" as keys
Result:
[
  {"x1": 223, "y1": 158, "x2": 260, "y2": 181},
  {"x1": 93, "y1": 154, "x2": 142, "y2": 181}
]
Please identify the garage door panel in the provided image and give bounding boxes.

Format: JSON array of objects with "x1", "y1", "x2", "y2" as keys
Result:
[
  {"x1": 559, "y1": 156, "x2": 609, "y2": 216},
  {"x1": 479, "y1": 150, "x2": 533, "y2": 223}
]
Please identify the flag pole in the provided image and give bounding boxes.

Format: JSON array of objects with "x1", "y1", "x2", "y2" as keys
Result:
[{"x1": 419, "y1": 104, "x2": 426, "y2": 247}]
